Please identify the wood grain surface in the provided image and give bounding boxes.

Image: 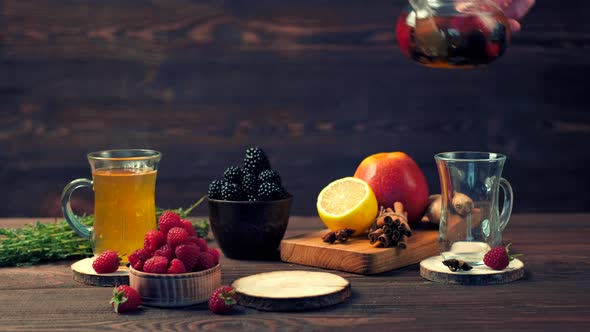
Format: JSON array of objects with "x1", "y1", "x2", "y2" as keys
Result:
[
  {"x1": 280, "y1": 229, "x2": 438, "y2": 274},
  {"x1": 1, "y1": 0, "x2": 590, "y2": 218},
  {"x1": 0, "y1": 214, "x2": 589, "y2": 331}
]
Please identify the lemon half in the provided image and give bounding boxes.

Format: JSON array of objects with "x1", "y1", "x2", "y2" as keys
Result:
[{"x1": 316, "y1": 177, "x2": 378, "y2": 236}]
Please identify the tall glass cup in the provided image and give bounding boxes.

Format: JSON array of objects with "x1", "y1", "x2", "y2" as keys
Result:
[
  {"x1": 435, "y1": 151, "x2": 513, "y2": 265},
  {"x1": 61, "y1": 149, "x2": 161, "y2": 263}
]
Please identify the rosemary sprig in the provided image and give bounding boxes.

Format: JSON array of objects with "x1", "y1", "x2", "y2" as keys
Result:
[{"x1": 1, "y1": 197, "x2": 209, "y2": 267}]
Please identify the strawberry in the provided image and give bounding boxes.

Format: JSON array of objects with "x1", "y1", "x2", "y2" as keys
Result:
[
  {"x1": 128, "y1": 248, "x2": 151, "y2": 267},
  {"x1": 181, "y1": 219, "x2": 197, "y2": 236},
  {"x1": 194, "y1": 251, "x2": 216, "y2": 271},
  {"x1": 175, "y1": 243, "x2": 200, "y2": 270},
  {"x1": 167, "y1": 227, "x2": 189, "y2": 248},
  {"x1": 483, "y1": 243, "x2": 517, "y2": 270},
  {"x1": 154, "y1": 244, "x2": 174, "y2": 261},
  {"x1": 207, "y1": 248, "x2": 220, "y2": 266},
  {"x1": 92, "y1": 250, "x2": 120, "y2": 274},
  {"x1": 110, "y1": 285, "x2": 141, "y2": 313},
  {"x1": 167, "y1": 258, "x2": 187, "y2": 274},
  {"x1": 143, "y1": 256, "x2": 169, "y2": 274},
  {"x1": 144, "y1": 230, "x2": 166, "y2": 253},
  {"x1": 208, "y1": 286, "x2": 237, "y2": 314},
  {"x1": 158, "y1": 211, "x2": 182, "y2": 234}
]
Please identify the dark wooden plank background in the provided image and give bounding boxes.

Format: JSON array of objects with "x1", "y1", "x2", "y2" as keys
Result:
[{"x1": 1, "y1": 0, "x2": 589, "y2": 217}]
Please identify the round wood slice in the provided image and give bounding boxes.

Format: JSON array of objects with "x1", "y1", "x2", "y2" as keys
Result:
[
  {"x1": 231, "y1": 270, "x2": 351, "y2": 311},
  {"x1": 420, "y1": 255, "x2": 524, "y2": 285},
  {"x1": 71, "y1": 257, "x2": 129, "y2": 287}
]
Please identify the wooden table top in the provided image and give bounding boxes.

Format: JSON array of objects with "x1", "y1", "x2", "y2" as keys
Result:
[{"x1": 1, "y1": 214, "x2": 589, "y2": 331}]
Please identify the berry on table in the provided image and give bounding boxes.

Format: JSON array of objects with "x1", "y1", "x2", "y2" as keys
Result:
[
  {"x1": 110, "y1": 285, "x2": 141, "y2": 313},
  {"x1": 92, "y1": 250, "x2": 120, "y2": 274},
  {"x1": 483, "y1": 243, "x2": 518, "y2": 270},
  {"x1": 208, "y1": 286, "x2": 237, "y2": 314}
]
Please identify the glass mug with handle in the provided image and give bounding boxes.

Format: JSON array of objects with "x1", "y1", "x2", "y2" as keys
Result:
[
  {"x1": 435, "y1": 151, "x2": 513, "y2": 265},
  {"x1": 61, "y1": 149, "x2": 161, "y2": 263}
]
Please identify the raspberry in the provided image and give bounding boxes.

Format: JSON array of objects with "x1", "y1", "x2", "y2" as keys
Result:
[
  {"x1": 194, "y1": 251, "x2": 216, "y2": 271},
  {"x1": 144, "y1": 230, "x2": 166, "y2": 253},
  {"x1": 167, "y1": 227, "x2": 189, "y2": 248},
  {"x1": 221, "y1": 182, "x2": 243, "y2": 201},
  {"x1": 167, "y1": 258, "x2": 187, "y2": 274},
  {"x1": 207, "y1": 248, "x2": 220, "y2": 265},
  {"x1": 258, "y1": 169, "x2": 281, "y2": 186},
  {"x1": 92, "y1": 250, "x2": 120, "y2": 274},
  {"x1": 223, "y1": 166, "x2": 243, "y2": 184},
  {"x1": 181, "y1": 219, "x2": 197, "y2": 236},
  {"x1": 208, "y1": 286, "x2": 237, "y2": 314},
  {"x1": 143, "y1": 256, "x2": 169, "y2": 274},
  {"x1": 128, "y1": 248, "x2": 151, "y2": 271},
  {"x1": 128, "y1": 248, "x2": 151, "y2": 268},
  {"x1": 208, "y1": 180, "x2": 224, "y2": 199},
  {"x1": 153, "y1": 244, "x2": 174, "y2": 261},
  {"x1": 158, "y1": 211, "x2": 182, "y2": 234},
  {"x1": 483, "y1": 243, "x2": 515, "y2": 270},
  {"x1": 175, "y1": 243, "x2": 200, "y2": 271},
  {"x1": 243, "y1": 147, "x2": 271, "y2": 176},
  {"x1": 111, "y1": 285, "x2": 141, "y2": 313},
  {"x1": 194, "y1": 237, "x2": 208, "y2": 252}
]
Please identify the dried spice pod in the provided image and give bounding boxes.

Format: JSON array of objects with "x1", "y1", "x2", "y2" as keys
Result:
[
  {"x1": 368, "y1": 202, "x2": 412, "y2": 249},
  {"x1": 442, "y1": 259, "x2": 473, "y2": 272},
  {"x1": 322, "y1": 228, "x2": 355, "y2": 244}
]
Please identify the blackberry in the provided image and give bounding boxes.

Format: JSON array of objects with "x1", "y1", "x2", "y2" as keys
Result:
[
  {"x1": 257, "y1": 182, "x2": 283, "y2": 201},
  {"x1": 221, "y1": 182, "x2": 243, "y2": 201},
  {"x1": 243, "y1": 147, "x2": 271, "y2": 176},
  {"x1": 223, "y1": 166, "x2": 243, "y2": 184},
  {"x1": 247, "y1": 194, "x2": 258, "y2": 202},
  {"x1": 242, "y1": 172, "x2": 259, "y2": 196},
  {"x1": 258, "y1": 169, "x2": 281, "y2": 186},
  {"x1": 208, "y1": 180, "x2": 223, "y2": 199}
]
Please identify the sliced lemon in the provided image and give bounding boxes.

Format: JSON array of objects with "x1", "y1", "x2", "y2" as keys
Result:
[{"x1": 316, "y1": 177, "x2": 378, "y2": 236}]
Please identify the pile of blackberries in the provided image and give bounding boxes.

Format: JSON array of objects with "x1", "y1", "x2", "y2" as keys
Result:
[{"x1": 208, "y1": 148, "x2": 289, "y2": 201}]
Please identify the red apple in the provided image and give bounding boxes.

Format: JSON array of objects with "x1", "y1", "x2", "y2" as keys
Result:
[{"x1": 353, "y1": 152, "x2": 429, "y2": 225}]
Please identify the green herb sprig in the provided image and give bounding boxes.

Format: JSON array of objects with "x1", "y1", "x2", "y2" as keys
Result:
[{"x1": 1, "y1": 197, "x2": 209, "y2": 267}]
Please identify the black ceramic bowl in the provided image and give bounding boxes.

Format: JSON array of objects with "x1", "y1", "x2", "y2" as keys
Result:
[{"x1": 208, "y1": 196, "x2": 293, "y2": 260}]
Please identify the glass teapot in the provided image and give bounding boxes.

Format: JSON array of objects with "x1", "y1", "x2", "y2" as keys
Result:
[{"x1": 396, "y1": 0, "x2": 511, "y2": 68}]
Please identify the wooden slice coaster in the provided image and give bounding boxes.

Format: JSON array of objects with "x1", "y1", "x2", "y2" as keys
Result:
[
  {"x1": 420, "y1": 255, "x2": 524, "y2": 285},
  {"x1": 231, "y1": 270, "x2": 351, "y2": 311},
  {"x1": 71, "y1": 257, "x2": 129, "y2": 287}
]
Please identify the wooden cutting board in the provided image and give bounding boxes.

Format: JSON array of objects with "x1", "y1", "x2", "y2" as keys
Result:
[{"x1": 280, "y1": 229, "x2": 438, "y2": 275}]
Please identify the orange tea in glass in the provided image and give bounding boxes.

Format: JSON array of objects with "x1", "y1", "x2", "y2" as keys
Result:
[{"x1": 61, "y1": 149, "x2": 161, "y2": 264}]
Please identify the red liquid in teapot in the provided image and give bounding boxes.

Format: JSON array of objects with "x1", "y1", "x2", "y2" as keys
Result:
[{"x1": 396, "y1": 11, "x2": 510, "y2": 68}]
